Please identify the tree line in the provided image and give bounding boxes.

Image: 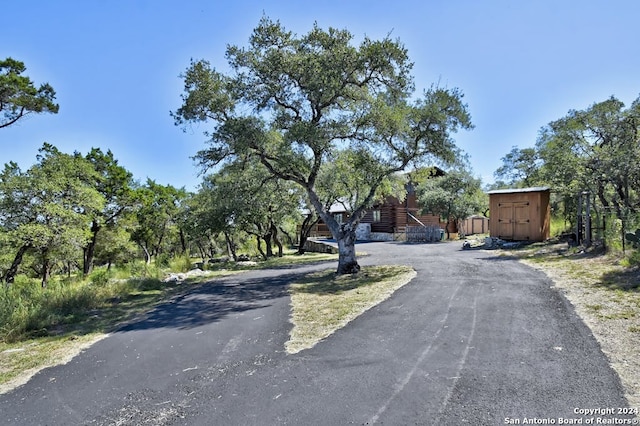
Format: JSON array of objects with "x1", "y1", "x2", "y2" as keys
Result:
[
  {"x1": 0, "y1": 142, "x2": 328, "y2": 287},
  {"x1": 494, "y1": 95, "x2": 640, "y2": 250},
  {"x1": 2, "y1": 17, "x2": 489, "y2": 284}
]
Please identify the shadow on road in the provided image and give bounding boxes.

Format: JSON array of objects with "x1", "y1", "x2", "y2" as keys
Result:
[{"x1": 117, "y1": 272, "x2": 296, "y2": 332}]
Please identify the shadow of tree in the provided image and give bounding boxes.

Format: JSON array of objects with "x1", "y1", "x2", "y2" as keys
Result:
[
  {"x1": 479, "y1": 254, "x2": 520, "y2": 262},
  {"x1": 294, "y1": 267, "x2": 403, "y2": 295},
  {"x1": 116, "y1": 273, "x2": 297, "y2": 332},
  {"x1": 597, "y1": 268, "x2": 640, "y2": 292}
]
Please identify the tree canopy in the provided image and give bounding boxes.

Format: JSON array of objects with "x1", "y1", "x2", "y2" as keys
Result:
[
  {"x1": 0, "y1": 144, "x2": 103, "y2": 286},
  {"x1": 417, "y1": 167, "x2": 486, "y2": 238},
  {"x1": 0, "y1": 57, "x2": 59, "y2": 129},
  {"x1": 173, "y1": 17, "x2": 472, "y2": 273},
  {"x1": 494, "y1": 95, "x2": 640, "y2": 247}
]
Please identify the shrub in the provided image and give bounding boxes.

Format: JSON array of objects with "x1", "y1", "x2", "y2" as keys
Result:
[
  {"x1": 155, "y1": 253, "x2": 171, "y2": 268},
  {"x1": 169, "y1": 254, "x2": 193, "y2": 273},
  {"x1": 621, "y1": 249, "x2": 640, "y2": 268},
  {"x1": 129, "y1": 261, "x2": 160, "y2": 279},
  {"x1": 89, "y1": 268, "x2": 111, "y2": 287}
]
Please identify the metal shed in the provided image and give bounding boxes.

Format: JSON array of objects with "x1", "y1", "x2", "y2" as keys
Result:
[{"x1": 487, "y1": 187, "x2": 551, "y2": 242}]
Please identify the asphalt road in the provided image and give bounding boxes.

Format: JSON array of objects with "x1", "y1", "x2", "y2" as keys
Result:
[{"x1": 0, "y1": 241, "x2": 634, "y2": 425}]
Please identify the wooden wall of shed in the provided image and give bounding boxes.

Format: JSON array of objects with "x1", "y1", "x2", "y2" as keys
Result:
[{"x1": 489, "y1": 190, "x2": 550, "y2": 241}]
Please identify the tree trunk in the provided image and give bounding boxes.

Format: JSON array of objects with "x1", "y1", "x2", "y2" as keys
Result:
[
  {"x1": 83, "y1": 220, "x2": 101, "y2": 275},
  {"x1": 279, "y1": 226, "x2": 294, "y2": 245},
  {"x1": 179, "y1": 228, "x2": 187, "y2": 254},
  {"x1": 224, "y1": 231, "x2": 237, "y2": 261},
  {"x1": 263, "y1": 232, "x2": 273, "y2": 258},
  {"x1": 271, "y1": 223, "x2": 283, "y2": 257},
  {"x1": 336, "y1": 225, "x2": 360, "y2": 274},
  {"x1": 4, "y1": 244, "x2": 30, "y2": 285},
  {"x1": 306, "y1": 189, "x2": 363, "y2": 274},
  {"x1": 196, "y1": 242, "x2": 206, "y2": 261},
  {"x1": 139, "y1": 244, "x2": 151, "y2": 265},
  {"x1": 256, "y1": 235, "x2": 267, "y2": 260},
  {"x1": 297, "y1": 214, "x2": 319, "y2": 255},
  {"x1": 41, "y1": 248, "x2": 51, "y2": 288},
  {"x1": 208, "y1": 236, "x2": 217, "y2": 258}
]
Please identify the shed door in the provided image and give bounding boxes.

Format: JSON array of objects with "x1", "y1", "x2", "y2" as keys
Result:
[{"x1": 497, "y1": 201, "x2": 530, "y2": 240}]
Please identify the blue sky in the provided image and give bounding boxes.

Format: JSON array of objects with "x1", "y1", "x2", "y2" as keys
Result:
[{"x1": 2, "y1": 0, "x2": 639, "y2": 191}]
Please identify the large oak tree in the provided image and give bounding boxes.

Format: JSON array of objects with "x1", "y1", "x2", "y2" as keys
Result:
[{"x1": 173, "y1": 17, "x2": 472, "y2": 273}]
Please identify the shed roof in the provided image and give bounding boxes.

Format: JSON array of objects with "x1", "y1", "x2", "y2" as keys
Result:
[{"x1": 486, "y1": 186, "x2": 550, "y2": 195}]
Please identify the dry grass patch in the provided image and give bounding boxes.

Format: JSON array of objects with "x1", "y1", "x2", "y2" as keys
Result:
[
  {"x1": 286, "y1": 265, "x2": 416, "y2": 354},
  {"x1": 0, "y1": 333, "x2": 106, "y2": 394},
  {"x1": 507, "y1": 242, "x2": 640, "y2": 407}
]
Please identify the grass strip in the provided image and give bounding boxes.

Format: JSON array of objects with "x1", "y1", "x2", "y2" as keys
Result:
[{"x1": 286, "y1": 265, "x2": 416, "y2": 354}]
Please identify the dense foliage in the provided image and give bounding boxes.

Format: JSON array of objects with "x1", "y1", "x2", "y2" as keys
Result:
[{"x1": 494, "y1": 95, "x2": 640, "y2": 250}]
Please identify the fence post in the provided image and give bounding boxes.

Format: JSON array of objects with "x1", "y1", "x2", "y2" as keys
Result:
[
  {"x1": 577, "y1": 192, "x2": 583, "y2": 245},
  {"x1": 584, "y1": 191, "x2": 591, "y2": 247}
]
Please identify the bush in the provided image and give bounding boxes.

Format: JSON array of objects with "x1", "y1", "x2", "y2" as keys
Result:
[
  {"x1": 155, "y1": 253, "x2": 171, "y2": 268},
  {"x1": 89, "y1": 268, "x2": 111, "y2": 287},
  {"x1": 621, "y1": 249, "x2": 640, "y2": 268},
  {"x1": 129, "y1": 261, "x2": 160, "y2": 279},
  {"x1": 169, "y1": 254, "x2": 193, "y2": 273}
]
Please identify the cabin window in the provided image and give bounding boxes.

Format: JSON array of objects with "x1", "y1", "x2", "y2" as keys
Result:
[
  {"x1": 334, "y1": 213, "x2": 343, "y2": 224},
  {"x1": 372, "y1": 210, "x2": 381, "y2": 222}
]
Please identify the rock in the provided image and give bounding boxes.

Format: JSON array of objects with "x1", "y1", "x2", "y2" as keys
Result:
[
  {"x1": 187, "y1": 268, "x2": 205, "y2": 277},
  {"x1": 237, "y1": 254, "x2": 251, "y2": 261},
  {"x1": 163, "y1": 273, "x2": 186, "y2": 283},
  {"x1": 236, "y1": 261, "x2": 258, "y2": 267}
]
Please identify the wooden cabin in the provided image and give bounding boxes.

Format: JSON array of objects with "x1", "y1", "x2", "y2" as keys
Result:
[
  {"x1": 305, "y1": 170, "x2": 457, "y2": 240},
  {"x1": 487, "y1": 187, "x2": 551, "y2": 242}
]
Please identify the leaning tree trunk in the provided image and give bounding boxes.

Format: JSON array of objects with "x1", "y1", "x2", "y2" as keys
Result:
[
  {"x1": 255, "y1": 235, "x2": 267, "y2": 260},
  {"x1": 4, "y1": 243, "x2": 30, "y2": 285},
  {"x1": 336, "y1": 224, "x2": 360, "y2": 274},
  {"x1": 224, "y1": 231, "x2": 238, "y2": 261},
  {"x1": 297, "y1": 214, "x2": 319, "y2": 255},
  {"x1": 139, "y1": 244, "x2": 151, "y2": 265}
]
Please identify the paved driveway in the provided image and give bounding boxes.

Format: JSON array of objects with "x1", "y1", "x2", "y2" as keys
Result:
[{"x1": 0, "y1": 242, "x2": 633, "y2": 425}]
